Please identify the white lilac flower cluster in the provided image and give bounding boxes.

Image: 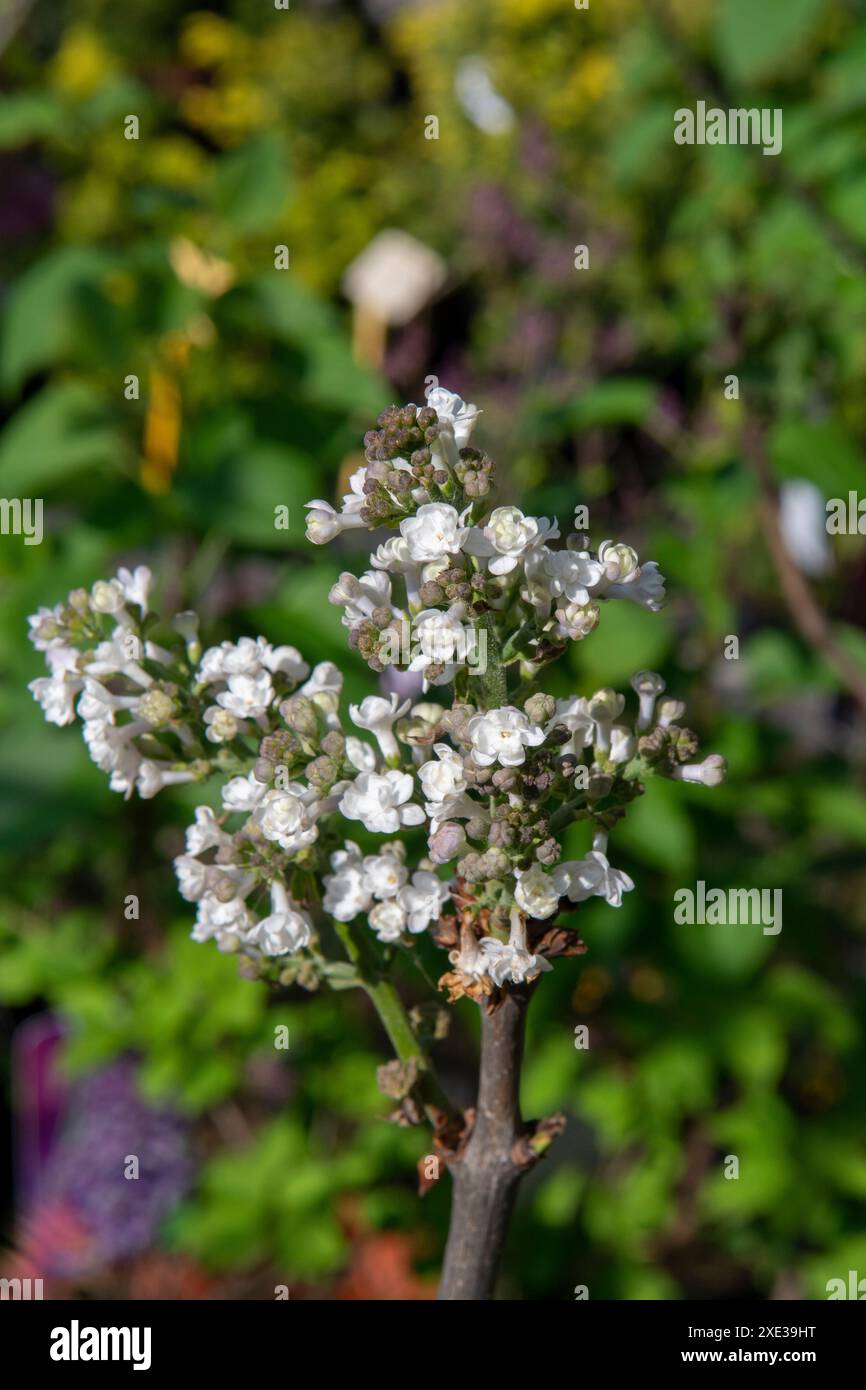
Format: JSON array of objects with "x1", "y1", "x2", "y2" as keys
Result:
[
  {"x1": 308, "y1": 388, "x2": 665, "y2": 688},
  {"x1": 27, "y1": 386, "x2": 727, "y2": 1003}
]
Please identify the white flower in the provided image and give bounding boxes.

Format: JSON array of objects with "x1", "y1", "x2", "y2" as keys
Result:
[
  {"x1": 672, "y1": 754, "x2": 727, "y2": 787},
  {"x1": 657, "y1": 697, "x2": 686, "y2": 728},
  {"x1": 479, "y1": 908, "x2": 552, "y2": 985},
  {"x1": 305, "y1": 468, "x2": 368, "y2": 543},
  {"x1": 323, "y1": 842, "x2": 374, "y2": 921},
  {"x1": 136, "y1": 761, "x2": 197, "y2": 800},
  {"x1": 596, "y1": 540, "x2": 640, "y2": 585},
  {"x1": 204, "y1": 705, "x2": 241, "y2": 743},
  {"x1": 301, "y1": 662, "x2": 343, "y2": 699},
  {"x1": 345, "y1": 736, "x2": 378, "y2": 773},
  {"x1": 84, "y1": 628, "x2": 152, "y2": 686},
  {"x1": 186, "y1": 805, "x2": 229, "y2": 854},
  {"x1": 448, "y1": 922, "x2": 490, "y2": 982},
  {"x1": 222, "y1": 772, "x2": 267, "y2": 813},
  {"x1": 29, "y1": 651, "x2": 83, "y2": 726},
  {"x1": 28, "y1": 604, "x2": 67, "y2": 651},
  {"x1": 463, "y1": 507, "x2": 559, "y2": 576},
  {"x1": 631, "y1": 670, "x2": 666, "y2": 731},
  {"x1": 554, "y1": 599, "x2": 600, "y2": 642},
  {"x1": 174, "y1": 854, "x2": 213, "y2": 903},
  {"x1": 587, "y1": 688, "x2": 626, "y2": 755},
  {"x1": 116, "y1": 565, "x2": 153, "y2": 613},
  {"x1": 556, "y1": 851, "x2": 634, "y2": 907},
  {"x1": 349, "y1": 693, "x2": 411, "y2": 762},
  {"x1": 590, "y1": 542, "x2": 666, "y2": 611},
  {"x1": 409, "y1": 608, "x2": 473, "y2": 685},
  {"x1": 339, "y1": 770, "x2": 424, "y2": 834},
  {"x1": 192, "y1": 893, "x2": 253, "y2": 949},
  {"x1": 368, "y1": 899, "x2": 408, "y2": 943},
  {"x1": 399, "y1": 503, "x2": 469, "y2": 563},
  {"x1": 198, "y1": 636, "x2": 268, "y2": 683},
  {"x1": 247, "y1": 881, "x2": 312, "y2": 956},
  {"x1": 90, "y1": 579, "x2": 126, "y2": 615},
  {"x1": 370, "y1": 536, "x2": 414, "y2": 574},
  {"x1": 261, "y1": 643, "x2": 309, "y2": 681},
  {"x1": 467, "y1": 705, "x2": 545, "y2": 768},
  {"x1": 398, "y1": 870, "x2": 450, "y2": 933},
  {"x1": 426, "y1": 386, "x2": 480, "y2": 452},
  {"x1": 255, "y1": 785, "x2": 318, "y2": 853},
  {"x1": 514, "y1": 863, "x2": 562, "y2": 920},
  {"x1": 609, "y1": 727, "x2": 636, "y2": 764},
  {"x1": 364, "y1": 847, "x2": 409, "y2": 899},
  {"x1": 215, "y1": 669, "x2": 274, "y2": 720},
  {"x1": 329, "y1": 569, "x2": 393, "y2": 626},
  {"x1": 544, "y1": 548, "x2": 606, "y2": 605},
  {"x1": 419, "y1": 743, "x2": 467, "y2": 803}
]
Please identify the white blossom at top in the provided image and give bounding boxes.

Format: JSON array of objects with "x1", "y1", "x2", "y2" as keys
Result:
[
  {"x1": 464, "y1": 507, "x2": 559, "y2": 576},
  {"x1": 426, "y1": 386, "x2": 480, "y2": 451},
  {"x1": 467, "y1": 705, "x2": 545, "y2": 768},
  {"x1": 339, "y1": 770, "x2": 425, "y2": 834},
  {"x1": 116, "y1": 565, "x2": 153, "y2": 613}
]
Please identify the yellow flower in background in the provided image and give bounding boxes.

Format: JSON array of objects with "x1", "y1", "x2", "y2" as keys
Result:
[
  {"x1": 181, "y1": 81, "x2": 270, "y2": 145},
  {"x1": 144, "y1": 137, "x2": 209, "y2": 190},
  {"x1": 547, "y1": 49, "x2": 617, "y2": 127},
  {"x1": 169, "y1": 238, "x2": 236, "y2": 298},
  {"x1": 50, "y1": 24, "x2": 115, "y2": 98},
  {"x1": 181, "y1": 12, "x2": 246, "y2": 68}
]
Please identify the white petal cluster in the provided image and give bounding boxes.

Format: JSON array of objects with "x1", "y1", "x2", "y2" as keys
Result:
[
  {"x1": 467, "y1": 705, "x2": 545, "y2": 767},
  {"x1": 323, "y1": 840, "x2": 451, "y2": 942}
]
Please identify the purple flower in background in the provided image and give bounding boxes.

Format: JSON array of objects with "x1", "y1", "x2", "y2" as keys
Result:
[{"x1": 21, "y1": 1055, "x2": 193, "y2": 1277}]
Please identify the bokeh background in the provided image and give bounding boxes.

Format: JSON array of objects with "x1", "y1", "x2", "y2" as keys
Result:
[{"x1": 2, "y1": 0, "x2": 866, "y2": 1300}]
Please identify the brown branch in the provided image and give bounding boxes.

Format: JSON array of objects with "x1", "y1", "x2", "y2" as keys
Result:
[
  {"x1": 437, "y1": 985, "x2": 564, "y2": 1300},
  {"x1": 741, "y1": 421, "x2": 866, "y2": 719}
]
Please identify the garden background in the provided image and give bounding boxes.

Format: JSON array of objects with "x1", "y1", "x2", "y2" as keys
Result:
[{"x1": 1, "y1": 0, "x2": 866, "y2": 1300}]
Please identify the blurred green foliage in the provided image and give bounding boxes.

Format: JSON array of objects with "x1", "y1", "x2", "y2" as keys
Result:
[{"x1": 1, "y1": 0, "x2": 866, "y2": 1299}]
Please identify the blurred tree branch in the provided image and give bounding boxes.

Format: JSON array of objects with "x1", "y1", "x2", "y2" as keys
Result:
[{"x1": 741, "y1": 420, "x2": 866, "y2": 720}]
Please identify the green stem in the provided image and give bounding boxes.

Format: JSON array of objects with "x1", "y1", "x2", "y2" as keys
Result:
[
  {"x1": 471, "y1": 612, "x2": 508, "y2": 709},
  {"x1": 333, "y1": 920, "x2": 457, "y2": 1125}
]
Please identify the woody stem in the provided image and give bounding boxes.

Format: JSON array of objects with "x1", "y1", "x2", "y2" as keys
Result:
[{"x1": 438, "y1": 985, "x2": 531, "y2": 1300}]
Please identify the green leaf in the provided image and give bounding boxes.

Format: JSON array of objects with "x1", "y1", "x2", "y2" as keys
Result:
[
  {"x1": 714, "y1": 0, "x2": 825, "y2": 84},
  {"x1": 0, "y1": 93, "x2": 67, "y2": 147},
  {"x1": 573, "y1": 600, "x2": 673, "y2": 687},
  {"x1": 0, "y1": 381, "x2": 122, "y2": 492},
  {"x1": 0, "y1": 246, "x2": 112, "y2": 394},
  {"x1": 212, "y1": 134, "x2": 292, "y2": 233}
]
